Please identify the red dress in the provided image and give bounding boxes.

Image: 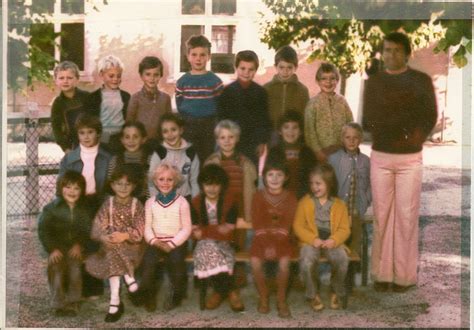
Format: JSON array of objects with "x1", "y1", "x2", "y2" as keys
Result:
[{"x1": 249, "y1": 189, "x2": 297, "y2": 260}]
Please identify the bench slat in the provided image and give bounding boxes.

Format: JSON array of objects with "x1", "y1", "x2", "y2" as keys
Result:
[{"x1": 185, "y1": 250, "x2": 360, "y2": 263}]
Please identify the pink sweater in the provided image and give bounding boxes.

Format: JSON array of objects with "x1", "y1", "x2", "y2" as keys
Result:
[{"x1": 144, "y1": 194, "x2": 192, "y2": 248}]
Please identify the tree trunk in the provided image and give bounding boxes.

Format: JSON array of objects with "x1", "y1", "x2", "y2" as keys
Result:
[{"x1": 340, "y1": 75, "x2": 347, "y2": 96}]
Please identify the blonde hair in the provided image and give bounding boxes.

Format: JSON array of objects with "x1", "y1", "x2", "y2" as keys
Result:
[
  {"x1": 97, "y1": 55, "x2": 124, "y2": 73},
  {"x1": 54, "y1": 61, "x2": 80, "y2": 79},
  {"x1": 341, "y1": 122, "x2": 363, "y2": 140},
  {"x1": 214, "y1": 120, "x2": 241, "y2": 139},
  {"x1": 152, "y1": 163, "x2": 183, "y2": 189}
]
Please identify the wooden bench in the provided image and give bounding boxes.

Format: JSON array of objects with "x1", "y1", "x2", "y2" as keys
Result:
[{"x1": 184, "y1": 218, "x2": 372, "y2": 310}]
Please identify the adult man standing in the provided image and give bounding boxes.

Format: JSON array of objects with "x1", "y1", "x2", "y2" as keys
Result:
[{"x1": 362, "y1": 32, "x2": 437, "y2": 292}]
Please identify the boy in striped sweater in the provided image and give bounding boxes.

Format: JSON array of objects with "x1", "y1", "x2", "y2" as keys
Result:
[{"x1": 175, "y1": 35, "x2": 224, "y2": 163}]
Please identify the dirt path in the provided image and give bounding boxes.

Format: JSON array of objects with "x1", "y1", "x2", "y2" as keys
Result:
[{"x1": 5, "y1": 166, "x2": 470, "y2": 328}]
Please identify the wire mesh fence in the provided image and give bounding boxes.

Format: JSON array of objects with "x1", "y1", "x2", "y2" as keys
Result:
[{"x1": 7, "y1": 116, "x2": 63, "y2": 217}]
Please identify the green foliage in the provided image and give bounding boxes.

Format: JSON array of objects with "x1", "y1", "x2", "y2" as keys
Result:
[
  {"x1": 260, "y1": 1, "x2": 471, "y2": 90},
  {"x1": 7, "y1": 0, "x2": 107, "y2": 92},
  {"x1": 434, "y1": 20, "x2": 471, "y2": 67}
]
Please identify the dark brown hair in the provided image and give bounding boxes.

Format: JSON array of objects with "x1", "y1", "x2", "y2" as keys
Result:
[
  {"x1": 139, "y1": 56, "x2": 164, "y2": 76},
  {"x1": 262, "y1": 161, "x2": 289, "y2": 188},
  {"x1": 57, "y1": 170, "x2": 86, "y2": 198},
  {"x1": 384, "y1": 32, "x2": 411, "y2": 56},
  {"x1": 235, "y1": 50, "x2": 259, "y2": 70},
  {"x1": 75, "y1": 113, "x2": 102, "y2": 135},
  {"x1": 186, "y1": 35, "x2": 211, "y2": 53},
  {"x1": 274, "y1": 45, "x2": 298, "y2": 66},
  {"x1": 198, "y1": 164, "x2": 229, "y2": 192}
]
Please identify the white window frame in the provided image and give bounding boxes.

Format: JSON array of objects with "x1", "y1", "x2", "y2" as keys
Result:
[
  {"x1": 171, "y1": 0, "x2": 239, "y2": 83},
  {"x1": 42, "y1": 0, "x2": 88, "y2": 79}
]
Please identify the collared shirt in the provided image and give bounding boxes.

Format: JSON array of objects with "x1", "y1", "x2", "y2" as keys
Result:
[
  {"x1": 100, "y1": 88, "x2": 124, "y2": 142},
  {"x1": 314, "y1": 197, "x2": 333, "y2": 233},
  {"x1": 156, "y1": 190, "x2": 177, "y2": 205}
]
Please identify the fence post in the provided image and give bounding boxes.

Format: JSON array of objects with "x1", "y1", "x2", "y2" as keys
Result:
[{"x1": 25, "y1": 102, "x2": 40, "y2": 214}]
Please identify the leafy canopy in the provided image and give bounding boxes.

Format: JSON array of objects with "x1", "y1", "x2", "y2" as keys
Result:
[{"x1": 260, "y1": 0, "x2": 471, "y2": 80}]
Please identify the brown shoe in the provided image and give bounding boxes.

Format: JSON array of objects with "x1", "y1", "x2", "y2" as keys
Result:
[
  {"x1": 144, "y1": 298, "x2": 157, "y2": 312},
  {"x1": 228, "y1": 290, "x2": 245, "y2": 312},
  {"x1": 311, "y1": 294, "x2": 324, "y2": 311},
  {"x1": 205, "y1": 292, "x2": 223, "y2": 310},
  {"x1": 330, "y1": 293, "x2": 340, "y2": 310},
  {"x1": 257, "y1": 296, "x2": 270, "y2": 314},
  {"x1": 277, "y1": 301, "x2": 291, "y2": 318},
  {"x1": 373, "y1": 281, "x2": 390, "y2": 292},
  {"x1": 392, "y1": 284, "x2": 415, "y2": 293}
]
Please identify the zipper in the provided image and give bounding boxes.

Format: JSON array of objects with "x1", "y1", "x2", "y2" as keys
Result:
[{"x1": 68, "y1": 206, "x2": 73, "y2": 241}]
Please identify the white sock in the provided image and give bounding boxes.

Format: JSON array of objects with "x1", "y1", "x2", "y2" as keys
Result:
[
  {"x1": 123, "y1": 273, "x2": 138, "y2": 293},
  {"x1": 109, "y1": 276, "x2": 121, "y2": 314}
]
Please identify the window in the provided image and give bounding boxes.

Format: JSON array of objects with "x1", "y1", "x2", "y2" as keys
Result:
[
  {"x1": 29, "y1": 0, "x2": 85, "y2": 70},
  {"x1": 60, "y1": 23, "x2": 84, "y2": 69},
  {"x1": 211, "y1": 25, "x2": 235, "y2": 73},
  {"x1": 179, "y1": 1, "x2": 237, "y2": 74},
  {"x1": 182, "y1": 0, "x2": 205, "y2": 15},
  {"x1": 182, "y1": 0, "x2": 236, "y2": 15},
  {"x1": 61, "y1": 0, "x2": 84, "y2": 14},
  {"x1": 31, "y1": 0, "x2": 55, "y2": 15},
  {"x1": 212, "y1": 0, "x2": 236, "y2": 15}
]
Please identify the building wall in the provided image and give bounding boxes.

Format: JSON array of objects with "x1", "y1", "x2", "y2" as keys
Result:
[{"x1": 8, "y1": 0, "x2": 454, "y2": 135}]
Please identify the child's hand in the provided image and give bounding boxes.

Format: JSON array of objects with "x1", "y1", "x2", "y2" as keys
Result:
[
  {"x1": 322, "y1": 239, "x2": 336, "y2": 249},
  {"x1": 102, "y1": 234, "x2": 115, "y2": 244},
  {"x1": 108, "y1": 232, "x2": 129, "y2": 244},
  {"x1": 193, "y1": 228, "x2": 203, "y2": 240},
  {"x1": 263, "y1": 247, "x2": 276, "y2": 259},
  {"x1": 154, "y1": 240, "x2": 172, "y2": 253},
  {"x1": 217, "y1": 224, "x2": 232, "y2": 235},
  {"x1": 236, "y1": 217, "x2": 252, "y2": 229},
  {"x1": 68, "y1": 244, "x2": 82, "y2": 260},
  {"x1": 48, "y1": 249, "x2": 63, "y2": 265},
  {"x1": 316, "y1": 150, "x2": 327, "y2": 163},
  {"x1": 313, "y1": 238, "x2": 324, "y2": 248},
  {"x1": 256, "y1": 144, "x2": 266, "y2": 157}
]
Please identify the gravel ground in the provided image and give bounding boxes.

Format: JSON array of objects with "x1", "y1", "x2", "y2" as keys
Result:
[{"x1": 5, "y1": 166, "x2": 470, "y2": 328}]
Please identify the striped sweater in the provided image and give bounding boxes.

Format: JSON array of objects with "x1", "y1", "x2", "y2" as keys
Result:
[
  {"x1": 144, "y1": 194, "x2": 192, "y2": 248},
  {"x1": 175, "y1": 71, "x2": 223, "y2": 118}
]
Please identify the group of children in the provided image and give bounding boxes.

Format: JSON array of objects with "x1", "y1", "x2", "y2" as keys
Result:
[{"x1": 39, "y1": 34, "x2": 371, "y2": 322}]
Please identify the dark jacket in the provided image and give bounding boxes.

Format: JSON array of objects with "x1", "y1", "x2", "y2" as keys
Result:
[
  {"x1": 38, "y1": 197, "x2": 93, "y2": 254},
  {"x1": 58, "y1": 145, "x2": 112, "y2": 198},
  {"x1": 217, "y1": 80, "x2": 272, "y2": 164},
  {"x1": 266, "y1": 143, "x2": 318, "y2": 199},
  {"x1": 51, "y1": 88, "x2": 90, "y2": 151},
  {"x1": 86, "y1": 88, "x2": 131, "y2": 119},
  {"x1": 190, "y1": 193, "x2": 238, "y2": 241}
]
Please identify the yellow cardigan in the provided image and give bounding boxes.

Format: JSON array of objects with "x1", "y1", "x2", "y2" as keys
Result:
[{"x1": 293, "y1": 195, "x2": 350, "y2": 248}]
